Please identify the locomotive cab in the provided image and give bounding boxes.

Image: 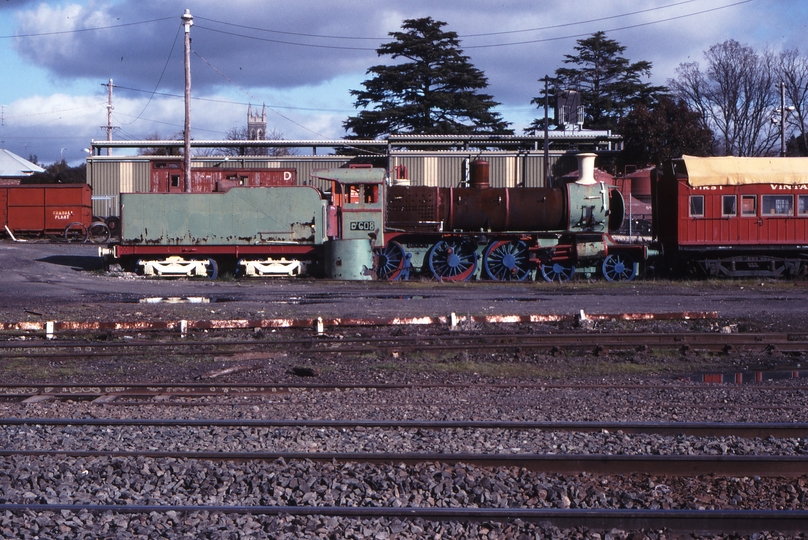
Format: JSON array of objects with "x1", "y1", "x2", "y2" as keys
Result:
[{"x1": 312, "y1": 167, "x2": 387, "y2": 280}]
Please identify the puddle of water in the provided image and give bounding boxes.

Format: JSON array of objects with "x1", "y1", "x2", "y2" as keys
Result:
[
  {"x1": 689, "y1": 369, "x2": 808, "y2": 384},
  {"x1": 139, "y1": 297, "x2": 212, "y2": 304}
]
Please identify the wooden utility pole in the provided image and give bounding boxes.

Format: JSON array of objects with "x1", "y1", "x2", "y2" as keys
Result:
[
  {"x1": 543, "y1": 76, "x2": 551, "y2": 186},
  {"x1": 101, "y1": 79, "x2": 117, "y2": 156},
  {"x1": 182, "y1": 9, "x2": 193, "y2": 192}
]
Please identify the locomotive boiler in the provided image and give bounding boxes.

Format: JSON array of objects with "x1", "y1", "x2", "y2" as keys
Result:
[{"x1": 380, "y1": 153, "x2": 647, "y2": 282}]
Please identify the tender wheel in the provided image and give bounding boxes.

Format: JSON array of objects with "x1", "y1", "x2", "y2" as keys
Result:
[
  {"x1": 428, "y1": 239, "x2": 477, "y2": 281},
  {"x1": 377, "y1": 241, "x2": 407, "y2": 280},
  {"x1": 602, "y1": 254, "x2": 636, "y2": 282},
  {"x1": 483, "y1": 240, "x2": 530, "y2": 281},
  {"x1": 540, "y1": 263, "x2": 575, "y2": 283},
  {"x1": 89, "y1": 221, "x2": 111, "y2": 244},
  {"x1": 204, "y1": 258, "x2": 218, "y2": 279},
  {"x1": 64, "y1": 222, "x2": 89, "y2": 243}
]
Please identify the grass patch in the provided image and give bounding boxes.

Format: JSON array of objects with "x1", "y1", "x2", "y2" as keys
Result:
[{"x1": 0, "y1": 359, "x2": 84, "y2": 381}]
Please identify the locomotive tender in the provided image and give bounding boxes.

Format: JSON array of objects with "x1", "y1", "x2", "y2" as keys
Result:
[{"x1": 100, "y1": 153, "x2": 650, "y2": 281}]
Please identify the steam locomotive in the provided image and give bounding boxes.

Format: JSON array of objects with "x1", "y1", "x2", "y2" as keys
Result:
[{"x1": 100, "y1": 153, "x2": 651, "y2": 282}]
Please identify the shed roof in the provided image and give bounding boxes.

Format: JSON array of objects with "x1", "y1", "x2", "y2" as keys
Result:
[
  {"x1": 682, "y1": 155, "x2": 808, "y2": 186},
  {"x1": 0, "y1": 148, "x2": 45, "y2": 177}
]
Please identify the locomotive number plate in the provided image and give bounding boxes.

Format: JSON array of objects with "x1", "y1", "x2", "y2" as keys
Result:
[{"x1": 350, "y1": 221, "x2": 376, "y2": 231}]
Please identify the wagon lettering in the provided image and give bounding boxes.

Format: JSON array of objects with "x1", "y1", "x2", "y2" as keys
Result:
[
  {"x1": 350, "y1": 220, "x2": 376, "y2": 231},
  {"x1": 52, "y1": 210, "x2": 74, "y2": 220},
  {"x1": 770, "y1": 184, "x2": 808, "y2": 190}
]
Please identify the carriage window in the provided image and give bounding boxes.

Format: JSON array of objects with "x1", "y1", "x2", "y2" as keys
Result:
[
  {"x1": 799, "y1": 195, "x2": 808, "y2": 216},
  {"x1": 689, "y1": 195, "x2": 704, "y2": 217},
  {"x1": 170, "y1": 175, "x2": 181, "y2": 188},
  {"x1": 761, "y1": 194, "x2": 793, "y2": 215},
  {"x1": 722, "y1": 195, "x2": 737, "y2": 217},
  {"x1": 741, "y1": 195, "x2": 757, "y2": 216}
]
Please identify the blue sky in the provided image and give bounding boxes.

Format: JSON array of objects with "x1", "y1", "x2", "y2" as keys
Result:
[{"x1": 1, "y1": 0, "x2": 806, "y2": 165}]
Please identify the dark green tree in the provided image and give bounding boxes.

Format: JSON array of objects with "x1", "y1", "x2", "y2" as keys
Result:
[
  {"x1": 619, "y1": 97, "x2": 713, "y2": 167},
  {"x1": 344, "y1": 17, "x2": 512, "y2": 138},
  {"x1": 23, "y1": 160, "x2": 86, "y2": 184},
  {"x1": 538, "y1": 31, "x2": 667, "y2": 132}
]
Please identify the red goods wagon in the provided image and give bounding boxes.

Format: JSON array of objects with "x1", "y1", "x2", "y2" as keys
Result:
[
  {"x1": 150, "y1": 161, "x2": 296, "y2": 193},
  {"x1": 653, "y1": 156, "x2": 808, "y2": 277},
  {"x1": 0, "y1": 184, "x2": 93, "y2": 237}
]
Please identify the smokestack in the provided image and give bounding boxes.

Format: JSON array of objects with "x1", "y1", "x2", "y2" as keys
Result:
[{"x1": 575, "y1": 153, "x2": 597, "y2": 185}]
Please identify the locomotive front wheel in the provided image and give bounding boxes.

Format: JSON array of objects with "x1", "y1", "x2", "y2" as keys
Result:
[
  {"x1": 64, "y1": 222, "x2": 89, "y2": 243},
  {"x1": 601, "y1": 254, "x2": 636, "y2": 282},
  {"x1": 376, "y1": 241, "x2": 406, "y2": 280},
  {"x1": 428, "y1": 239, "x2": 477, "y2": 281},
  {"x1": 540, "y1": 263, "x2": 575, "y2": 283},
  {"x1": 483, "y1": 240, "x2": 530, "y2": 281}
]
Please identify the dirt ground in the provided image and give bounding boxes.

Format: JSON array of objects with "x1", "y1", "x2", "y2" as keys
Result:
[
  {"x1": 2, "y1": 240, "x2": 807, "y2": 386},
  {"x1": 2, "y1": 240, "x2": 808, "y2": 329}
]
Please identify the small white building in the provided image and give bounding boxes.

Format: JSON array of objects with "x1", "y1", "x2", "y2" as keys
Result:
[{"x1": 0, "y1": 149, "x2": 45, "y2": 185}]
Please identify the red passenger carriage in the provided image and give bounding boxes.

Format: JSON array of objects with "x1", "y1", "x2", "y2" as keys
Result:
[{"x1": 653, "y1": 156, "x2": 808, "y2": 277}]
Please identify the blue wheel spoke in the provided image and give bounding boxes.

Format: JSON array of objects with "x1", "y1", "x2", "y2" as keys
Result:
[
  {"x1": 429, "y1": 240, "x2": 477, "y2": 281},
  {"x1": 484, "y1": 241, "x2": 529, "y2": 281}
]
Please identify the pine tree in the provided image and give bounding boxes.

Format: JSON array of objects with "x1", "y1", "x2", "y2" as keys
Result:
[
  {"x1": 344, "y1": 17, "x2": 512, "y2": 138},
  {"x1": 537, "y1": 31, "x2": 666, "y2": 132}
]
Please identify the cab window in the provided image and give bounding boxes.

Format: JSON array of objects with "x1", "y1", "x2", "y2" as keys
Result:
[{"x1": 364, "y1": 184, "x2": 379, "y2": 204}]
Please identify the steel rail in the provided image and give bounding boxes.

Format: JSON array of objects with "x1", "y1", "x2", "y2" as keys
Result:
[
  {"x1": 0, "y1": 504, "x2": 806, "y2": 533},
  {"x1": 0, "y1": 380, "x2": 806, "y2": 397},
  {"x1": 2, "y1": 418, "x2": 807, "y2": 438},
  {"x1": 0, "y1": 332, "x2": 806, "y2": 359},
  {"x1": 0, "y1": 450, "x2": 807, "y2": 476}
]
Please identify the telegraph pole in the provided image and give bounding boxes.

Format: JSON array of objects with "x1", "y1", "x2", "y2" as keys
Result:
[
  {"x1": 101, "y1": 79, "x2": 118, "y2": 156},
  {"x1": 543, "y1": 76, "x2": 551, "y2": 185},
  {"x1": 182, "y1": 9, "x2": 193, "y2": 192}
]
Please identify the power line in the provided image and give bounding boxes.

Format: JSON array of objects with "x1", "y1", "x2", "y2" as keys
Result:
[
  {"x1": 191, "y1": 49, "x2": 339, "y2": 140},
  {"x1": 463, "y1": 0, "x2": 756, "y2": 49},
  {"x1": 119, "y1": 23, "x2": 183, "y2": 125},
  {"x1": 112, "y1": 85, "x2": 353, "y2": 113},
  {"x1": 460, "y1": 0, "x2": 704, "y2": 37},
  {"x1": 194, "y1": 0, "x2": 703, "y2": 41},
  {"x1": 193, "y1": 24, "x2": 376, "y2": 51},
  {"x1": 194, "y1": 0, "x2": 752, "y2": 50},
  {"x1": 0, "y1": 16, "x2": 175, "y2": 39}
]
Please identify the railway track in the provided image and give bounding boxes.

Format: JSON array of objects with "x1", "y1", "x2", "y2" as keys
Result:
[
  {"x1": 1, "y1": 448, "x2": 808, "y2": 476},
  {"x1": 0, "y1": 331, "x2": 806, "y2": 360},
  {"x1": 1, "y1": 504, "x2": 806, "y2": 534},
  {"x1": 1, "y1": 417, "x2": 807, "y2": 438},
  {"x1": 4, "y1": 416, "x2": 808, "y2": 536}
]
